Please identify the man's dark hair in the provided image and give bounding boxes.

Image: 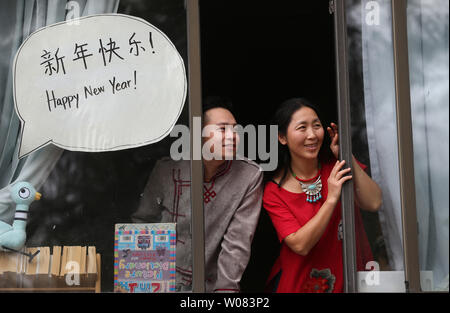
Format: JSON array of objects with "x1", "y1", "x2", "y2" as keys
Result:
[{"x1": 202, "y1": 96, "x2": 234, "y2": 116}]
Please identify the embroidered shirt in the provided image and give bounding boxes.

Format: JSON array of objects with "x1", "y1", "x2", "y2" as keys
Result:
[{"x1": 132, "y1": 156, "x2": 263, "y2": 292}]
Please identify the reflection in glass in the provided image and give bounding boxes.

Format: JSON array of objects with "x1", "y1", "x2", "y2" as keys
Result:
[
  {"x1": 0, "y1": 0, "x2": 125, "y2": 293},
  {"x1": 8, "y1": 0, "x2": 190, "y2": 293},
  {"x1": 407, "y1": 0, "x2": 449, "y2": 292},
  {"x1": 346, "y1": 0, "x2": 407, "y2": 292}
]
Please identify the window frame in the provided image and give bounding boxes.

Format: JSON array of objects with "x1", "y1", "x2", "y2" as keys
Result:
[
  {"x1": 390, "y1": 0, "x2": 421, "y2": 293},
  {"x1": 332, "y1": 0, "x2": 359, "y2": 293},
  {"x1": 187, "y1": 0, "x2": 425, "y2": 293},
  {"x1": 186, "y1": 0, "x2": 205, "y2": 293}
]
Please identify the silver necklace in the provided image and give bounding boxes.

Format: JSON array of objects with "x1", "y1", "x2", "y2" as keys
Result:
[{"x1": 290, "y1": 165, "x2": 323, "y2": 203}]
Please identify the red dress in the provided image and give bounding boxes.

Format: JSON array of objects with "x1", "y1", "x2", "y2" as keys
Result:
[{"x1": 263, "y1": 158, "x2": 373, "y2": 293}]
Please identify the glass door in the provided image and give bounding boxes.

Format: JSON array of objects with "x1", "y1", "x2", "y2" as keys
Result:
[
  {"x1": 340, "y1": 0, "x2": 448, "y2": 292},
  {"x1": 407, "y1": 0, "x2": 449, "y2": 292},
  {"x1": 337, "y1": 0, "x2": 429, "y2": 292},
  {"x1": 344, "y1": 0, "x2": 407, "y2": 292}
]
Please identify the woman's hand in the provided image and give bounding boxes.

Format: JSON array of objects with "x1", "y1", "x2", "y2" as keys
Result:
[
  {"x1": 326, "y1": 159, "x2": 352, "y2": 205},
  {"x1": 327, "y1": 123, "x2": 382, "y2": 212},
  {"x1": 284, "y1": 159, "x2": 353, "y2": 256},
  {"x1": 327, "y1": 123, "x2": 339, "y2": 159}
]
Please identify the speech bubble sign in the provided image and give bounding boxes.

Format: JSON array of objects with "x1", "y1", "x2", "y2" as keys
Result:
[{"x1": 13, "y1": 14, "x2": 187, "y2": 158}]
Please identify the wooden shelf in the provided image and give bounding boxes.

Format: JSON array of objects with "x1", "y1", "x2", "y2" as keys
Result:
[{"x1": 0, "y1": 246, "x2": 101, "y2": 293}]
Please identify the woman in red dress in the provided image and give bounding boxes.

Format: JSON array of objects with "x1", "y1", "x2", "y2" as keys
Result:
[{"x1": 264, "y1": 98, "x2": 382, "y2": 293}]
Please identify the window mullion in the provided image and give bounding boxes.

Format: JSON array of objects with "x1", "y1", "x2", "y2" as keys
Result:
[
  {"x1": 333, "y1": 0, "x2": 358, "y2": 293},
  {"x1": 186, "y1": 0, "x2": 205, "y2": 293}
]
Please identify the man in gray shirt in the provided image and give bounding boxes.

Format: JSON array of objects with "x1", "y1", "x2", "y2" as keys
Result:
[{"x1": 132, "y1": 97, "x2": 263, "y2": 292}]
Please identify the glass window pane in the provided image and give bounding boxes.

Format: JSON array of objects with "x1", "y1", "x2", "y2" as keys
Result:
[
  {"x1": 0, "y1": 0, "x2": 191, "y2": 293},
  {"x1": 407, "y1": 0, "x2": 449, "y2": 292},
  {"x1": 346, "y1": 0, "x2": 407, "y2": 292}
]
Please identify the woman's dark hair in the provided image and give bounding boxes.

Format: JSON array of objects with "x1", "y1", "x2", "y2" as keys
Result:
[{"x1": 268, "y1": 97, "x2": 332, "y2": 187}]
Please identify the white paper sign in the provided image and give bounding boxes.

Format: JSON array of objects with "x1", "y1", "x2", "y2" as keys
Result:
[{"x1": 13, "y1": 14, "x2": 187, "y2": 158}]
